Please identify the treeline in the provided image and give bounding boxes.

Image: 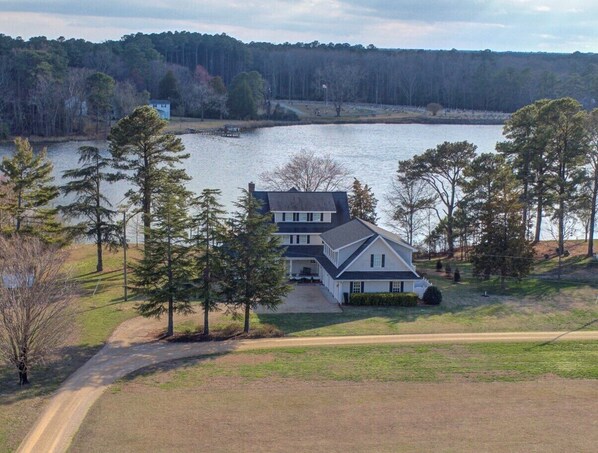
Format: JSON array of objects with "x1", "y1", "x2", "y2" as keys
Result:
[
  {"x1": 1, "y1": 32, "x2": 598, "y2": 137},
  {"x1": 389, "y1": 98, "x2": 598, "y2": 283}
]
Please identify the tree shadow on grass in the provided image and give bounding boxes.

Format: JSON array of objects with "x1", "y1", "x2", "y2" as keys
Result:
[
  {"x1": 257, "y1": 304, "x2": 473, "y2": 336},
  {"x1": 0, "y1": 344, "x2": 101, "y2": 406}
]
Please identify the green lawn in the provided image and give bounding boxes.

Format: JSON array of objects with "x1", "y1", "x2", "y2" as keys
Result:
[
  {"x1": 255, "y1": 262, "x2": 598, "y2": 336},
  {"x1": 120, "y1": 341, "x2": 598, "y2": 387},
  {"x1": 1, "y1": 243, "x2": 597, "y2": 452}
]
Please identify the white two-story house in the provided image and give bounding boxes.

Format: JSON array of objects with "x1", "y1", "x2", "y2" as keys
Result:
[
  {"x1": 251, "y1": 184, "x2": 427, "y2": 303},
  {"x1": 251, "y1": 184, "x2": 351, "y2": 280}
]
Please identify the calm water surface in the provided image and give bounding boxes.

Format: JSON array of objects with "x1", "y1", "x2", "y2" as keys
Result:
[{"x1": 0, "y1": 123, "x2": 504, "y2": 227}]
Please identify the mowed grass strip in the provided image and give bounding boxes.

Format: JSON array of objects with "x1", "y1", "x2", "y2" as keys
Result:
[{"x1": 122, "y1": 342, "x2": 598, "y2": 387}]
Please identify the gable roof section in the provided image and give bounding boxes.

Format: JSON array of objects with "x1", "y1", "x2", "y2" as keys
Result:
[
  {"x1": 321, "y1": 218, "x2": 416, "y2": 252},
  {"x1": 252, "y1": 189, "x2": 350, "y2": 233},
  {"x1": 320, "y1": 219, "x2": 374, "y2": 250},
  {"x1": 268, "y1": 191, "x2": 337, "y2": 212},
  {"x1": 358, "y1": 219, "x2": 417, "y2": 251}
]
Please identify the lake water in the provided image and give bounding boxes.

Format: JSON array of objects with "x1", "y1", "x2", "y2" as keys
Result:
[{"x1": 0, "y1": 123, "x2": 504, "y2": 228}]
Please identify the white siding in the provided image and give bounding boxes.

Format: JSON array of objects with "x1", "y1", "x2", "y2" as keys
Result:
[
  {"x1": 338, "y1": 238, "x2": 369, "y2": 265},
  {"x1": 344, "y1": 238, "x2": 412, "y2": 273},
  {"x1": 278, "y1": 234, "x2": 322, "y2": 245}
]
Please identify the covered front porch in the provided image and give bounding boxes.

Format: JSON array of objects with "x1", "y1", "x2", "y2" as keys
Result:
[{"x1": 286, "y1": 258, "x2": 320, "y2": 282}]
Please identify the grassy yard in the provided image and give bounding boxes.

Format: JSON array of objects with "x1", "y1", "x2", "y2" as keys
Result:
[
  {"x1": 0, "y1": 245, "x2": 139, "y2": 453},
  {"x1": 255, "y1": 255, "x2": 598, "y2": 336},
  {"x1": 69, "y1": 342, "x2": 598, "y2": 452},
  {"x1": 1, "y1": 243, "x2": 597, "y2": 452}
]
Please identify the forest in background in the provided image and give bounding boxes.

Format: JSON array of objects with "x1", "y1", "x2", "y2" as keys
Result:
[{"x1": 1, "y1": 31, "x2": 597, "y2": 137}]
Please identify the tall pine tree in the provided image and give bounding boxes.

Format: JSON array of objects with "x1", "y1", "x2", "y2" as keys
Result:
[
  {"x1": 133, "y1": 181, "x2": 194, "y2": 337},
  {"x1": 0, "y1": 137, "x2": 63, "y2": 243},
  {"x1": 469, "y1": 158, "x2": 534, "y2": 289},
  {"x1": 220, "y1": 189, "x2": 290, "y2": 333},
  {"x1": 60, "y1": 146, "x2": 119, "y2": 272},
  {"x1": 191, "y1": 188, "x2": 227, "y2": 336},
  {"x1": 348, "y1": 178, "x2": 378, "y2": 224},
  {"x1": 109, "y1": 105, "x2": 190, "y2": 243}
]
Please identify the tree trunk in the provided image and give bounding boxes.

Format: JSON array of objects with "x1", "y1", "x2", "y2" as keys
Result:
[
  {"x1": 244, "y1": 302, "x2": 250, "y2": 333},
  {"x1": 588, "y1": 172, "x2": 597, "y2": 257},
  {"x1": 96, "y1": 238, "x2": 103, "y2": 273},
  {"x1": 533, "y1": 195, "x2": 543, "y2": 244},
  {"x1": 18, "y1": 361, "x2": 29, "y2": 385},
  {"x1": 203, "y1": 301, "x2": 209, "y2": 336},
  {"x1": 167, "y1": 296, "x2": 174, "y2": 337}
]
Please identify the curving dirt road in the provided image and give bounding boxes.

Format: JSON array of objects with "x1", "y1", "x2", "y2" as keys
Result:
[{"x1": 17, "y1": 315, "x2": 598, "y2": 453}]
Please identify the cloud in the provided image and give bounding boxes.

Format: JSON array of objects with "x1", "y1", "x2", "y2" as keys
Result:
[{"x1": 0, "y1": 0, "x2": 595, "y2": 52}]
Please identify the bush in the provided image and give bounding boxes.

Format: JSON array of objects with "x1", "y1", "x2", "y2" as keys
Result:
[
  {"x1": 423, "y1": 286, "x2": 442, "y2": 305},
  {"x1": 453, "y1": 268, "x2": 461, "y2": 283},
  {"x1": 435, "y1": 260, "x2": 443, "y2": 272},
  {"x1": 445, "y1": 263, "x2": 452, "y2": 276},
  {"x1": 347, "y1": 292, "x2": 418, "y2": 307}
]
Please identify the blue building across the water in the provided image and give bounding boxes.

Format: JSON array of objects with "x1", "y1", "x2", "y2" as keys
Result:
[{"x1": 148, "y1": 99, "x2": 171, "y2": 120}]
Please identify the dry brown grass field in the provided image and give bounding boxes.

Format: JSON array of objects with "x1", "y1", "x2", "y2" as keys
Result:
[{"x1": 70, "y1": 347, "x2": 598, "y2": 453}]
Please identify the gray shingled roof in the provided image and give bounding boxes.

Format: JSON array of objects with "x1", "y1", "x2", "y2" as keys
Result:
[
  {"x1": 320, "y1": 219, "x2": 374, "y2": 250},
  {"x1": 359, "y1": 219, "x2": 415, "y2": 250},
  {"x1": 268, "y1": 192, "x2": 336, "y2": 212},
  {"x1": 321, "y1": 218, "x2": 414, "y2": 251}
]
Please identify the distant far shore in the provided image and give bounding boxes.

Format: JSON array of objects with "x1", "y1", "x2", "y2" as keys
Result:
[{"x1": 1, "y1": 101, "x2": 508, "y2": 145}]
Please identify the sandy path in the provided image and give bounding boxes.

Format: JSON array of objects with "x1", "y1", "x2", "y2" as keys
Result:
[{"x1": 17, "y1": 315, "x2": 598, "y2": 453}]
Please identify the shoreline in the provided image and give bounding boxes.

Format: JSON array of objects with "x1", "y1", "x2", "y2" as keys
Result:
[{"x1": 0, "y1": 114, "x2": 506, "y2": 146}]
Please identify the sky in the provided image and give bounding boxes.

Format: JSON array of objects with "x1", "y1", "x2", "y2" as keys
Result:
[{"x1": 0, "y1": 0, "x2": 596, "y2": 53}]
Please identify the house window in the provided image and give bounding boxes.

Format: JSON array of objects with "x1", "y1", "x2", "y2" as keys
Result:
[
  {"x1": 320, "y1": 213, "x2": 324, "y2": 222},
  {"x1": 370, "y1": 254, "x2": 386, "y2": 268},
  {"x1": 306, "y1": 235, "x2": 311, "y2": 244},
  {"x1": 390, "y1": 281, "x2": 403, "y2": 293},
  {"x1": 289, "y1": 235, "x2": 294, "y2": 244},
  {"x1": 351, "y1": 281, "x2": 363, "y2": 293},
  {"x1": 307, "y1": 213, "x2": 314, "y2": 221},
  {"x1": 282, "y1": 213, "x2": 286, "y2": 222},
  {"x1": 299, "y1": 213, "x2": 308, "y2": 222},
  {"x1": 293, "y1": 213, "x2": 299, "y2": 222}
]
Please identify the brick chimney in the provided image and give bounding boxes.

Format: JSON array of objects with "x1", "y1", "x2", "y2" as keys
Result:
[{"x1": 248, "y1": 181, "x2": 255, "y2": 193}]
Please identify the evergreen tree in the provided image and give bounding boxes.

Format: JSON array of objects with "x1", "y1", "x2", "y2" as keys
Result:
[
  {"x1": 158, "y1": 70, "x2": 181, "y2": 111},
  {"x1": 133, "y1": 182, "x2": 194, "y2": 337},
  {"x1": 60, "y1": 146, "x2": 119, "y2": 272},
  {"x1": 219, "y1": 189, "x2": 290, "y2": 333},
  {"x1": 109, "y1": 106, "x2": 190, "y2": 243},
  {"x1": 409, "y1": 141, "x2": 477, "y2": 257},
  {"x1": 584, "y1": 109, "x2": 598, "y2": 257},
  {"x1": 86, "y1": 72, "x2": 115, "y2": 135},
  {"x1": 470, "y1": 159, "x2": 534, "y2": 289},
  {"x1": 191, "y1": 188, "x2": 227, "y2": 336},
  {"x1": 348, "y1": 178, "x2": 378, "y2": 224},
  {"x1": 0, "y1": 137, "x2": 63, "y2": 243},
  {"x1": 227, "y1": 80, "x2": 257, "y2": 119},
  {"x1": 540, "y1": 98, "x2": 588, "y2": 258},
  {"x1": 498, "y1": 100, "x2": 550, "y2": 242}
]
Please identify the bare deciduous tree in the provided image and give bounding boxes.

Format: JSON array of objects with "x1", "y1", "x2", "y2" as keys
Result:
[
  {"x1": 0, "y1": 236, "x2": 75, "y2": 385},
  {"x1": 260, "y1": 150, "x2": 350, "y2": 192},
  {"x1": 387, "y1": 160, "x2": 437, "y2": 245},
  {"x1": 317, "y1": 63, "x2": 363, "y2": 117}
]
